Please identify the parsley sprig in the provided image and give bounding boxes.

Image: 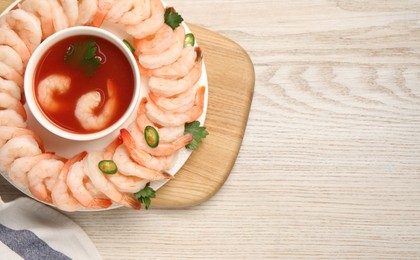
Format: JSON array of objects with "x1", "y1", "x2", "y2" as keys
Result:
[
  {"x1": 134, "y1": 183, "x2": 156, "y2": 210},
  {"x1": 64, "y1": 40, "x2": 101, "y2": 77},
  {"x1": 184, "y1": 121, "x2": 209, "y2": 150},
  {"x1": 164, "y1": 7, "x2": 183, "y2": 30}
]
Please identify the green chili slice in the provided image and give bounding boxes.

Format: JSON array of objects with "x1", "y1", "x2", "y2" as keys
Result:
[
  {"x1": 184, "y1": 33, "x2": 195, "y2": 47},
  {"x1": 123, "y1": 39, "x2": 135, "y2": 53},
  {"x1": 98, "y1": 160, "x2": 118, "y2": 174},
  {"x1": 144, "y1": 126, "x2": 159, "y2": 148}
]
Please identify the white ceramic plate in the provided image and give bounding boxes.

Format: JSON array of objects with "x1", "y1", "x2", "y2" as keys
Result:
[{"x1": 0, "y1": 0, "x2": 208, "y2": 210}]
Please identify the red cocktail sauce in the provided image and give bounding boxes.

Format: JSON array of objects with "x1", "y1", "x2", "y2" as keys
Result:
[{"x1": 34, "y1": 35, "x2": 135, "y2": 134}]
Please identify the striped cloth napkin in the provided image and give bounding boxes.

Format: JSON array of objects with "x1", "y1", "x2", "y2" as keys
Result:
[{"x1": 0, "y1": 197, "x2": 101, "y2": 260}]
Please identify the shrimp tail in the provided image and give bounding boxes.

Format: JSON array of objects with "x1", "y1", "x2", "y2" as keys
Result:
[
  {"x1": 174, "y1": 134, "x2": 194, "y2": 147},
  {"x1": 120, "y1": 128, "x2": 152, "y2": 164},
  {"x1": 89, "y1": 11, "x2": 107, "y2": 27},
  {"x1": 188, "y1": 86, "x2": 205, "y2": 123},
  {"x1": 195, "y1": 46, "x2": 202, "y2": 61},
  {"x1": 104, "y1": 136, "x2": 123, "y2": 159},
  {"x1": 63, "y1": 151, "x2": 88, "y2": 175},
  {"x1": 89, "y1": 198, "x2": 113, "y2": 209},
  {"x1": 58, "y1": 151, "x2": 87, "y2": 188},
  {"x1": 121, "y1": 194, "x2": 142, "y2": 210},
  {"x1": 137, "y1": 97, "x2": 148, "y2": 116},
  {"x1": 29, "y1": 186, "x2": 52, "y2": 203}
]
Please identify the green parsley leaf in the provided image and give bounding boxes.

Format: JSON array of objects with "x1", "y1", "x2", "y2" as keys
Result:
[
  {"x1": 134, "y1": 183, "x2": 156, "y2": 210},
  {"x1": 143, "y1": 197, "x2": 151, "y2": 208},
  {"x1": 164, "y1": 7, "x2": 183, "y2": 30},
  {"x1": 64, "y1": 40, "x2": 101, "y2": 77},
  {"x1": 83, "y1": 56, "x2": 101, "y2": 77},
  {"x1": 84, "y1": 41, "x2": 97, "y2": 60},
  {"x1": 184, "y1": 121, "x2": 208, "y2": 150}
]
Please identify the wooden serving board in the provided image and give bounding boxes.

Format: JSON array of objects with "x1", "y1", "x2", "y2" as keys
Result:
[{"x1": 0, "y1": 1, "x2": 255, "y2": 208}]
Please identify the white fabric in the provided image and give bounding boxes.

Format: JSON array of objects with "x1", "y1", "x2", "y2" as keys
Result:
[{"x1": 0, "y1": 197, "x2": 101, "y2": 260}]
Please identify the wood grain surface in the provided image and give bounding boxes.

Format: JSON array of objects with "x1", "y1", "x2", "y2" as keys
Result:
[{"x1": 2, "y1": 0, "x2": 420, "y2": 259}]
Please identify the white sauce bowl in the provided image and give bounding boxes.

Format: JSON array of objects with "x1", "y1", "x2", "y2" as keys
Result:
[{"x1": 24, "y1": 26, "x2": 141, "y2": 141}]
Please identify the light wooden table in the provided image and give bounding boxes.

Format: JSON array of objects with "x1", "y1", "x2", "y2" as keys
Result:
[{"x1": 2, "y1": 0, "x2": 420, "y2": 259}]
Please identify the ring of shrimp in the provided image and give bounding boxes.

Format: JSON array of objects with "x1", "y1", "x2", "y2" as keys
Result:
[{"x1": 0, "y1": 0, "x2": 207, "y2": 211}]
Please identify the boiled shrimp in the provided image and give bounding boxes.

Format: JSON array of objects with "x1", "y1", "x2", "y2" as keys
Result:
[
  {"x1": 1, "y1": 9, "x2": 42, "y2": 53},
  {"x1": 148, "y1": 53, "x2": 202, "y2": 97},
  {"x1": 37, "y1": 74, "x2": 71, "y2": 113},
  {"x1": 127, "y1": 123, "x2": 192, "y2": 157},
  {"x1": 0, "y1": 135, "x2": 42, "y2": 172},
  {"x1": 0, "y1": 62, "x2": 24, "y2": 90},
  {"x1": 119, "y1": 0, "x2": 151, "y2": 25},
  {"x1": 0, "y1": 93, "x2": 27, "y2": 121},
  {"x1": 58, "y1": 0, "x2": 79, "y2": 26},
  {"x1": 90, "y1": 0, "x2": 114, "y2": 27},
  {"x1": 104, "y1": 137, "x2": 147, "y2": 193},
  {"x1": 75, "y1": 79, "x2": 117, "y2": 130},
  {"x1": 8, "y1": 153, "x2": 56, "y2": 189},
  {"x1": 66, "y1": 161, "x2": 113, "y2": 209},
  {"x1": 134, "y1": 23, "x2": 174, "y2": 55},
  {"x1": 125, "y1": 0, "x2": 164, "y2": 39},
  {"x1": 146, "y1": 86, "x2": 205, "y2": 127},
  {"x1": 0, "y1": 45, "x2": 24, "y2": 75},
  {"x1": 136, "y1": 98, "x2": 185, "y2": 143},
  {"x1": 27, "y1": 159, "x2": 64, "y2": 203},
  {"x1": 75, "y1": 0, "x2": 98, "y2": 25},
  {"x1": 0, "y1": 78, "x2": 21, "y2": 101},
  {"x1": 103, "y1": 135, "x2": 122, "y2": 160},
  {"x1": 84, "y1": 178, "x2": 109, "y2": 199},
  {"x1": 105, "y1": 0, "x2": 133, "y2": 23},
  {"x1": 108, "y1": 173, "x2": 147, "y2": 193},
  {"x1": 147, "y1": 46, "x2": 200, "y2": 80},
  {"x1": 113, "y1": 144, "x2": 173, "y2": 180},
  {"x1": 20, "y1": 0, "x2": 55, "y2": 39},
  {"x1": 0, "y1": 126, "x2": 42, "y2": 149},
  {"x1": 0, "y1": 110, "x2": 26, "y2": 128},
  {"x1": 137, "y1": 24, "x2": 185, "y2": 69},
  {"x1": 47, "y1": 0, "x2": 69, "y2": 32},
  {"x1": 120, "y1": 129, "x2": 176, "y2": 172},
  {"x1": 149, "y1": 87, "x2": 195, "y2": 113},
  {"x1": 83, "y1": 152, "x2": 141, "y2": 209},
  {"x1": 0, "y1": 28, "x2": 31, "y2": 65},
  {"x1": 51, "y1": 151, "x2": 87, "y2": 211}
]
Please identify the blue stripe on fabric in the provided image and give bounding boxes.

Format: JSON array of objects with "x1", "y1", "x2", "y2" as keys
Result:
[{"x1": 0, "y1": 224, "x2": 71, "y2": 260}]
